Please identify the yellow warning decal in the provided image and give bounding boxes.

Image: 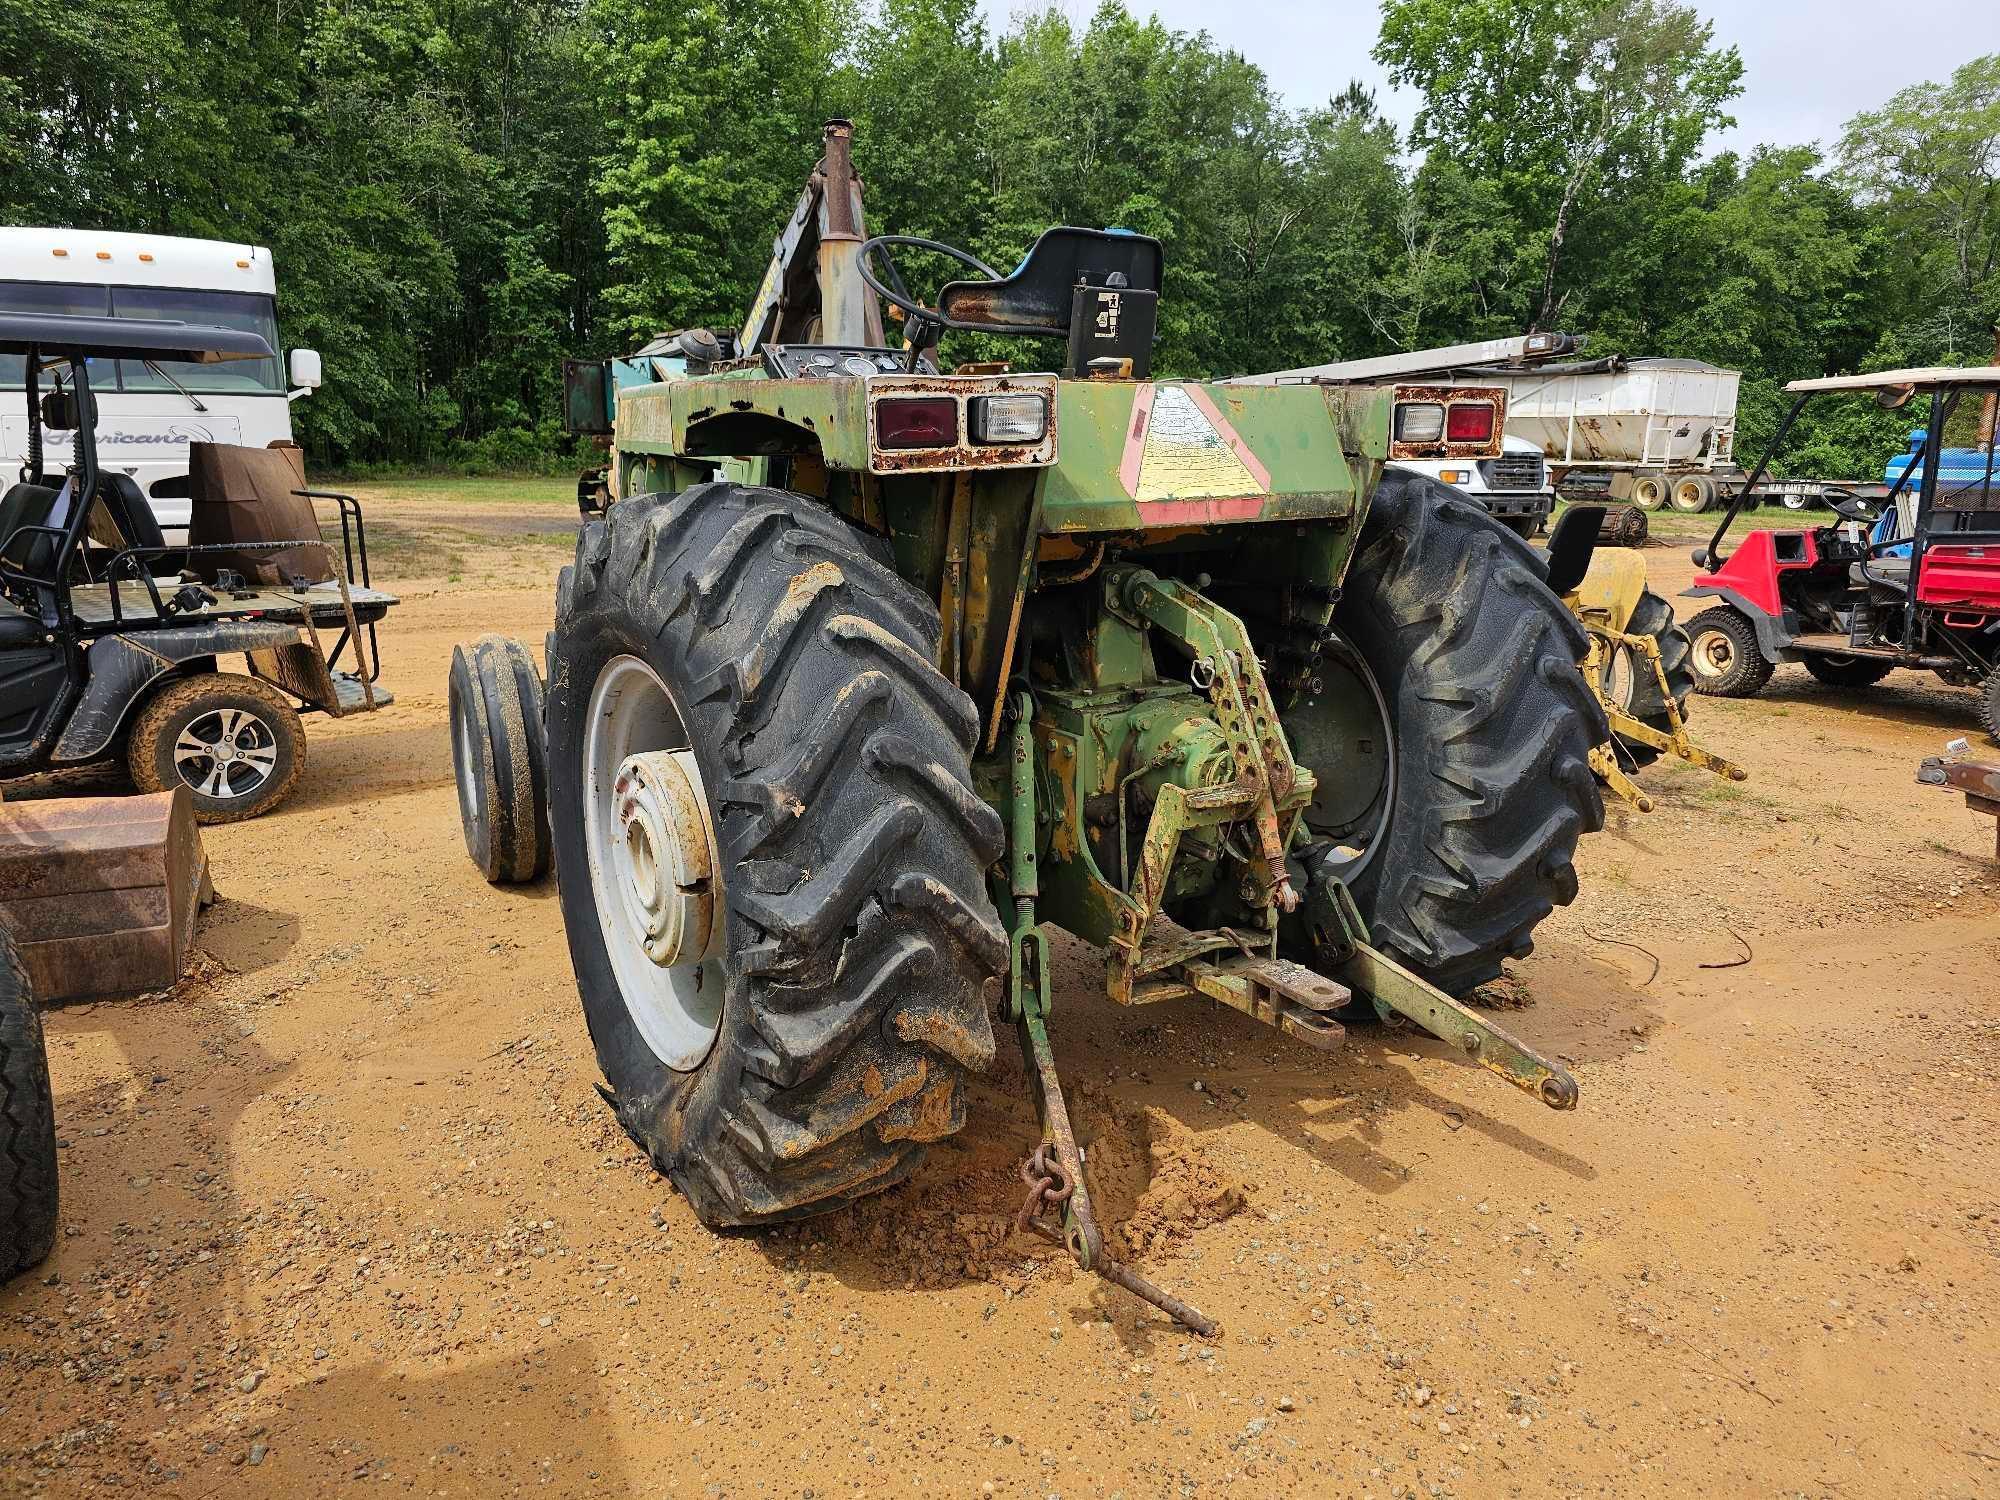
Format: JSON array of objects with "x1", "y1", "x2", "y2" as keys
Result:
[{"x1": 1120, "y1": 383, "x2": 1272, "y2": 501}]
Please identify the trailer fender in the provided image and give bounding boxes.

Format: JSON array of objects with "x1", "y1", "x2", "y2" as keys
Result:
[
  {"x1": 1679, "y1": 584, "x2": 1791, "y2": 663},
  {"x1": 54, "y1": 620, "x2": 303, "y2": 763}
]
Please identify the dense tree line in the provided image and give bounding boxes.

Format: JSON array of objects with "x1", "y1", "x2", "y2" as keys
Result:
[{"x1": 7, "y1": 0, "x2": 1998, "y2": 474}]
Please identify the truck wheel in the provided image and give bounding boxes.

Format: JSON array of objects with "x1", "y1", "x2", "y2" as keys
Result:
[
  {"x1": 1285, "y1": 472, "x2": 1608, "y2": 995},
  {"x1": 545, "y1": 484, "x2": 1006, "y2": 1227},
  {"x1": 1, "y1": 930, "x2": 58, "y2": 1282},
  {"x1": 1631, "y1": 475, "x2": 1668, "y2": 511},
  {"x1": 1685, "y1": 607, "x2": 1774, "y2": 697},
  {"x1": 449, "y1": 635, "x2": 550, "y2": 883},
  {"x1": 1602, "y1": 590, "x2": 1695, "y2": 768},
  {"x1": 127, "y1": 674, "x2": 305, "y2": 823},
  {"x1": 1498, "y1": 514, "x2": 1539, "y2": 540},
  {"x1": 1801, "y1": 653, "x2": 1896, "y2": 689}
]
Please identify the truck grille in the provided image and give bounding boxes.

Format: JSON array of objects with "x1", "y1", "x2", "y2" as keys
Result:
[{"x1": 1478, "y1": 453, "x2": 1545, "y2": 491}]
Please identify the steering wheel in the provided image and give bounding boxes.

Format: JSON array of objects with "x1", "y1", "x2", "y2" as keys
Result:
[
  {"x1": 857, "y1": 236, "x2": 1003, "y2": 327},
  {"x1": 1819, "y1": 488, "x2": 1881, "y2": 525}
]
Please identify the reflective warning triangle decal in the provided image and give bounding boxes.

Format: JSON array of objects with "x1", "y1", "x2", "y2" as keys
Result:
[{"x1": 1119, "y1": 383, "x2": 1271, "y2": 501}]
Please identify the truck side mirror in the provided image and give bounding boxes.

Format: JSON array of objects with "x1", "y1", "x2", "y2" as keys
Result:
[{"x1": 289, "y1": 348, "x2": 323, "y2": 391}]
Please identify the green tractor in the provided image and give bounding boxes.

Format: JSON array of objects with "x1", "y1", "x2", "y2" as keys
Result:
[{"x1": 452, "y1": 122, "x2": 1606, "y2": 1331}]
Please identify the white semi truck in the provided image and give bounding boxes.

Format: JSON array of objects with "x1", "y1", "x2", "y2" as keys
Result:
[
  {"x1": 1234, "y1": 334, "x2": 1574, "y2": 536},
  {"x1": 0, "y1": 227, "x2": 322, "y2": 542}
]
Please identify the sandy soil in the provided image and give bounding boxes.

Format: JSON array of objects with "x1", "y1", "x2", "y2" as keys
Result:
[{"x1": 4, "y1": 500, "x2": 1998, "y2": 1499}]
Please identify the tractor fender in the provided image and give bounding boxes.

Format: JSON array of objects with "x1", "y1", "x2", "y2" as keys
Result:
[
  {"x1": 54, "y1": 620, "x2": 303, "y2": 763},
  {"x1": 1570, "y1": 547, "x2": 1649, "y2": 634},
  {"x1": 1680, "y1": 583, "x2": 1792, "y2": 663}
]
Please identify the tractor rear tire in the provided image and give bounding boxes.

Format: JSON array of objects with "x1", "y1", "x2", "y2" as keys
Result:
[
  {"x1": 449, "y1": 634, "x2": 550, "y2": 883},
  {"x1": 1686, "y1": 607, "x2": 1774, "y2": 697},
  {"x1": 1801, "y1": 653, "x2": 1896, "y2": 689},
  {"x1": 1296, "y1": 471, "x2": 1608, "y2": 996},
  {"x1": 0, "y1": 930, "x2": 58, "y2": 1282},
  {"x1": 1604, "y1": 589, "x2": 1695, "y2": 769},
  {"x1": 545, "y1": 483, "x2": 1006, "y2": 1228}
]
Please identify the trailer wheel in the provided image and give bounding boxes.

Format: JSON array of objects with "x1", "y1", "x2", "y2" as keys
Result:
[
  {"x1": 1801, "y1": 653, "x2": 1896, "y2": 690},
  {"x1": 1285, "y1": 471, "x2": 1608, "y2": 996},
  {"x1": 1781, "y1": 491, "x2": 1812, "y2": 511},
  {"x1": 0, "y1": 929, "x2": 58, "y2": 1282},
  {"x1": 1669, "y1": 475, "x2": 1714, "y2": 513},
  {"x1": 449, "y1": 635, "x2": 550, "y2": 884},
  {"x1": 546, "y1": 484, "x2": 1005, "y2": 1227},
  {"x1": 128, "y1": 674, "x2": 305, "y2": 823},
  {"x1": 1686, "y1": 606, "x2": 1773, "y2": 697},
  {"x1": 1631, "y1": 475, "x2": 1668, "y2": 511}
]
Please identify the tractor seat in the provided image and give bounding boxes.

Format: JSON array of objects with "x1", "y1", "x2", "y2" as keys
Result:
[
  {"x1": 936, "y1": 226, "x2": 1164, "y2": 335},
  {"x1": 1852, "y1": 553, "x2": 1912, "y2": 591}
]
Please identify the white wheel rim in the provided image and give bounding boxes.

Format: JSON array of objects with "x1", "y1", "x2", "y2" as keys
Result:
[
  {"x1": 173, "y1": 706, "x2": 278, "y2": 800},
  {"x1": 1693, "y1": 631, "x2": 1734, "y2": 680},
  {"x1": 583, "y1": 655, "x2": 725, "y2": 1070}
]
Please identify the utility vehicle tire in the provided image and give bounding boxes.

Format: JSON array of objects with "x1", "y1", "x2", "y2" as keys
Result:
[
  {"x1": 1631, "y1": 475, "x2": 1668, "y2": 511},
  {"x1": 546, "y1": 484, "x2": 1006, "y2": 1228},
  {"x1": 0, "y1": 930, "x2": 58, "y2": 1281},
  {"x1": 1686, "y1": 607, "x2": 1773, "y2": 698},
  {"x1": 128, "y1": 674, "x2": 305, "y2": 823},
  {"x1": 1801, "y1": 653, "x2": 1896, "y2": 689},
  {"x1": 449, "y1": 634, "x2": 550, "y2": 884},
  {"x1": 1602, "y1": 589, "x2": 1695, "y2": 770},
  {"x1": 1286, "y1": 471, "x2": 1608, "y2": 996}
]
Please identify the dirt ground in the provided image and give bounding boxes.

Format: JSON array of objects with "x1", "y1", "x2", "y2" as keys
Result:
[{"x1": 4, "y1": 490, "x2": 1998, "y2": 1498}]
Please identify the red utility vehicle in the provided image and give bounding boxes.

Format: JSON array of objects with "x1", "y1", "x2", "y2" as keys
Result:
[{"x1": 1682, "y1": 368, "x2": 2000, "y2": 742}]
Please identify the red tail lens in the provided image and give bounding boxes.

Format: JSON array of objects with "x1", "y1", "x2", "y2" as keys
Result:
[
  {"x1": 876, "y1": 397, "x2": 957, "y2": 449},
  {"x1": 1445, "y1": 403, "x2": 1495, "y2": 443}
]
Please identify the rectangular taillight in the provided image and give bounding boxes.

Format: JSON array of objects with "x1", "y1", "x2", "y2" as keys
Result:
[
  {"x1": 875, "y1": 396, "x2": 957, "y2": 449},
  {"x1": 1395, "y1": 403, "x2": 1444, "y2": 443},
  {"x1": 968, "y1": 393, "x2": 1048, "y2": 444},
  {"x1": 1446, "y1": 403, "x2": 1495, "y2": 443}
]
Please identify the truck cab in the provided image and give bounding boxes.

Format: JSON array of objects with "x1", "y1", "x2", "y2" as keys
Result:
[{"x1": 1391, "y1": 431, "x2": 1552, "y2": 538}]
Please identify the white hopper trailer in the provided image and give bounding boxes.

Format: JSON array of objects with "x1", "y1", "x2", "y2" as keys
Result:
[{"x1": 1471, "y1": 355, "x2": 1744, "y2": 513}]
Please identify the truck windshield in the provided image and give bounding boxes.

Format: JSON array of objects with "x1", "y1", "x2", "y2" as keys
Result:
[{"x1": 0, "y1": 282, "x2": 284, "y2": 394}]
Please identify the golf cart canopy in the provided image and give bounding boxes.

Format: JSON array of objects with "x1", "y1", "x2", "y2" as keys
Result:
[
  {"x1": 1785, "y1": 367, "x2": 2000, "y2": 394},
  {"x1": 0, "y1": 311, "x2": 273, "y2": 364}
]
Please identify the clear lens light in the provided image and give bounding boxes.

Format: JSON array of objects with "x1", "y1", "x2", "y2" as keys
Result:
[
  {"x1": 969, "y1": 393, "x2": 1047, "y2": 444},
  {"x1": 1396, "y1": 402, "x2": 1444, "y2": 443}
]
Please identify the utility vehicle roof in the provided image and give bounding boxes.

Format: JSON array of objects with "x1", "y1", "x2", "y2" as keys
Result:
[
  {"x1": 0, "y1": 311, "x2": 273, "y2": 363},
  {"x1": 1786, "y1": 366, "x2": 2000, "y2": 394}
]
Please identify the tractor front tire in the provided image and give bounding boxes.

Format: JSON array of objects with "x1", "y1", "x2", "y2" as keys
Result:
[
  {"x1": 1297, "y1": 472, "x2": 1608, "y2": 995},
  {"x1": 1, "y1": 930, "x2": 58, "y2": 1282},
  {"x1": 545, "y1": 484, "x2": 1007, "y2": 1228},
  {"x1": 1686, "y1": 607, "x2": 1774, "y2": 698},
  {"x1": 1604, "y1": 589, "x2": 1696, "y2": 769},
  {"x1": 1801, "y1": 653, "x2": 1896, "y2": 689}
]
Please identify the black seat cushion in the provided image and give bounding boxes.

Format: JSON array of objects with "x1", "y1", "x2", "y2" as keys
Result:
[{"x1": 936, "y1": 227, "x2": 1164, "y2": 335}]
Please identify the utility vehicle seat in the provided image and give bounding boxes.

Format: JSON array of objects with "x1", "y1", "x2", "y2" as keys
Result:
[
  {"x1": 0, "y1": 481, "x2": 64, "y2": 576},
  {"x1": 0, "y1": 601, "x2": 42, "y2": 647},
  {"x1": 96, "y1": 472, "x2": 167, "y2": 554},
  {"x1": 1853, "y1": 554, "x2": 1912, "y2": 591}
]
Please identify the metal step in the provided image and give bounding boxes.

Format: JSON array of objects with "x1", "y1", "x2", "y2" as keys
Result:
[{"x1": 330, "y1": 672, "x2": 393, "y2": 711}]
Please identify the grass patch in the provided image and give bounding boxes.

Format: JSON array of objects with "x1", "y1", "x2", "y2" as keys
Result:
[{"x1": 326, "y1": 473, "x2": 575, "y2": 507}]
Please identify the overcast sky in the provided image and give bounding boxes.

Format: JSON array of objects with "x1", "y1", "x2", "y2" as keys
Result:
[{"x1": 976, "y1": 1, "x2": 2000, "y2": 159}]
